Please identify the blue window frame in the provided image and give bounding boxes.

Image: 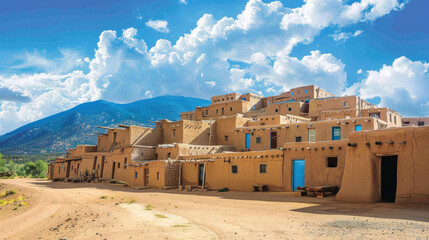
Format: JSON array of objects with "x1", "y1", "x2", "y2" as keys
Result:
[
  {"x1": 355, "y1": 125, "x2": 362, "y2": 131},
  {"x1": 304, "y1": 89, "x2": 308, "y2": 93},
  {"x1": 332, "y1": 127, "x2": 341, "y2": 140}
]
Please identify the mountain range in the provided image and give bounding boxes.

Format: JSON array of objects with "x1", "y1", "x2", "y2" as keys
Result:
[{"x1": 0, "y1": 96, "x2": 210, "y2": 154}]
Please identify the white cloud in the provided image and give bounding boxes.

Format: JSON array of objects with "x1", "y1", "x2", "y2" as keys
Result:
[
  {"x1": 145, "y1": 19, "x2": 170, "y2": 33},
  {"x1": 179, "y1": 0, "x2": 188, "y2": 4},
  {"x1": 0, "y1": 0, "x2": 408, "y2": 134},
  {"x1": 205, "y1": 81, "x2": 216, "y2": 87},
  {"x1": 330, "y1": 29, "x2": 363, "y2": 42},
  {"x1": 351, "y1": 57, "x2": 429, "y2": 116},
  {"x1": 357, "y1": 69, "x2": 363, "y2": 74}
]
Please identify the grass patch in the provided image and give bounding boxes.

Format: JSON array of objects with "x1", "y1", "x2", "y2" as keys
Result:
[
  {"x1": 100, "y1": 196, "x2": 108, "y2": 199},
  {"x1": 19, "y1": 202, "x2": 27, "y2": 206},
  {"x1": 154, "y1": 214, "x2": 168, "y2": 218},
  {"x1": 128, "y1": 199, "x2": 136, "y2": 204},
  {"x1": 13, "y1": 207, "x2": 18, "y2": 211},
  {"x1": 0, "y1": 189, "x2": 17, "y2": 198},
  {"x1": 173, "y1": 224, "x2": 190, "y2": 228},
  {"x1": 145, "y1": 204, "x2": 154, "y2": 210}
]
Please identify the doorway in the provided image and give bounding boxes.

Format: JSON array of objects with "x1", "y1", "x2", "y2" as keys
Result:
[
  {"x1": 144, "y1": 169, "x2": 149, "y2": 186},
  {"x1": 111, "y1": 162, "x2": 116, "y2": 179},
  {"x1": 198, "y1": 164, "x2": 205, "y2": 186},
  {"x1": 292, "y1": 160, "x2": 305, "y2": 191},
  {"x1": 66, "y1": 162, "x2": 71, "y2": 178},
  {"x1": 270, "y1": 131, "x2": 277, "y2": 149},
  {"x1": 245, "y1": 133, "x2": 251, "y2": 149},
  {"x1": 381, "y1": 155, "x2": 398, "y2": 202},
  {"x1": 100, "y1": 156, "x2": 105, "y2": 178}
]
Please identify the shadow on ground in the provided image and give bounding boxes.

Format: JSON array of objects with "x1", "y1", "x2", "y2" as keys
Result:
[{"x1": 27, "y1": 179, "x2": 429, "y2": 223}]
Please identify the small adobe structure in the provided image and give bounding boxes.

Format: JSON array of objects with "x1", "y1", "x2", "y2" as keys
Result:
[{"x1": 48, "y1": 85, "x2": 428, "y2": 203}]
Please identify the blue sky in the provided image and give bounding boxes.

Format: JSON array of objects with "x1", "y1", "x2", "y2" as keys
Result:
[{"x1": 0, "y1": 0, "x2": 428, "y2": 134}]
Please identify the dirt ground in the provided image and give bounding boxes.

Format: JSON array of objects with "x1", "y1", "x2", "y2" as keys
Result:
[{"x1": 0, "y1": 179, "x2": 428, "y2": 240}]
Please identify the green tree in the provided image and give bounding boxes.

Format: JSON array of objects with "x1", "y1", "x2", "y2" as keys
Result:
[{"x1": 22, "y1": 160, "x2": 48, "y2": 178}]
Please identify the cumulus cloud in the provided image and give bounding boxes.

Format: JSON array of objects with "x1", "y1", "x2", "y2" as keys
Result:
[
  {"x1": 350, "y1": 57, "x2": 429, "y2": 116},
  {"x1": 178, "y1": 0, "x2": 188, "y2": 4},
  {"x1": 0, "y1": 86, "x2": 31, "y2": 103},
  {"x1": 145, "y1": 20, "x2": 170, "y2": 33},
  {"x1": 0, "y1": 0, "x2": 408, "y2": 134},
  {"x1": 330, "y1": 30, "x2": 363, "y2": 42}
]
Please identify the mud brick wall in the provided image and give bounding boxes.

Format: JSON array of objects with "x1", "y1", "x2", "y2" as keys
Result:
[{"x1": 164, "y1": 161, "x2": 180, "y2": 187}]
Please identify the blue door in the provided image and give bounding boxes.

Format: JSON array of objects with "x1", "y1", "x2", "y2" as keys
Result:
[
  {"x1": 245, "y1": 133, "x2": 251, "y2": 149},
  {"x1": 355, "y1": 125, "x2": 362, "y2": 131},
  {"x1": 332, "y1": 127, "x2": 341, "y2": 140},
  {"x1": 292, "y1": 160, "x2": 305, "y2": 191}
]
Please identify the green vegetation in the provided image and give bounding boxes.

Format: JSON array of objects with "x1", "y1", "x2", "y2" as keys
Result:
[
  {"x1": 0, "y1": 153, "x2": 49, "y2": 178},
  {"x1": 154, "y1": 214, "x2": 168, "y2": 218},
  {"x1": 145, "y1": 204, "x2": 154, "y2": 210},
  {"x1": 128, "y1": 199, "x2": 136, "y2": 204},
  {"x1": 172, "y1": 224, "x2": 190, "y2": 228},
  {"x1": 100, "y1": 196, "x2": 108, "y2": 199}
]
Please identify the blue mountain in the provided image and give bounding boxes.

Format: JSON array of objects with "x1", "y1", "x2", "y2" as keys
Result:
[{"x1": 0, "y1": 96, "x2": 210, "y2": 154}]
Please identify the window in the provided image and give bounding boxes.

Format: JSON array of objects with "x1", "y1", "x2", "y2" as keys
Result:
[
  {"x1": 275, "y1": 108, "x2": 279, "y2": 112},
  {"x1": 344, "y1": 101, "x2": 348, "y2": 107},
  {"x1": 135, "y1": 172, "x2": 138, "y2": 179},
  {"x1": 157, "y1": 172, "x2": 160, "y2": 180},
  {"x1": 394, "y1": 116, "x2": 397, "y2": 124},
  {"x1": 304, "y1": 89, "x2": 308, "y2": 93},
  {"x1": 327, "y1": 157, "x2": 338, "y2": 168},
  {"x1": 389, "y1": 114, "x2": 392, "y2": 122},
  {"x1": 172, "y1": 130, "x2": 176, "y2": 138},
  {"x1": 113, "y1": 132, "x2": 117, "y2": 143},
  {"x1": 124, "y1": 158, "x2": 127, "y2": 169},
  {"x1": 216, "y1": 109, "x2": 219, "y2": 114},
  {"x1": 224, "y1": 135, "x2": 229, "y2": 141},
  {"x1": 259, "y1": 164, "x2": 267, "y2": 174},
  {"x1": 332, "y1": 127, "x2": 341, "y2": 140},
  {"x1": 355, "y1": 125, "x2": 362, "y2": 131},
  {"x1": 231, "y1": 165, "x2": 238, "y2": 174},
  {"x1": 418, "y1": 121, "x2": 424, "y2": 126},
  {"x1": 167, "y1": 152, "x2": 171, "y2": 158},
  {"x1": 261, "y1": 123, "x2": 265, "y2": 125},
  {"x1": 291, "y1": 92, "x2": 294, "y2": 96},
  {"x1": 256, "y1": 137, "x2": 262, "y2": 144},
  {"x1": 288, "y1": 108, "x2": 292, "y2": 111},
  {"x1": 118, "y1": 163, "x2": 120, "y2": 169},
  {"x1": 308, "y1": 129, "x2": 315, "y2": 142},
  {"x1": 295, "y1": 136, "x2": 302, "y2": 142}
]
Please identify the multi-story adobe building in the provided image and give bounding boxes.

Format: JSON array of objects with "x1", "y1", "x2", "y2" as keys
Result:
[{"x1": 48, "y1": 85, "x2": 429, "y2": 204}]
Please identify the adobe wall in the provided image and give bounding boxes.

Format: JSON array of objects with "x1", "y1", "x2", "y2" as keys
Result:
[
  {"x1": 360, "y1": 108, "x2": 402, "y2": 128},
  {"x1": 97, "y1": 128, "x2": 130, "y2": 152},
  {"x1": 402, "y1": 117, "x2": 429, "y2": 126},
  {"x1": 235, "y1": 117, "x2": 377, "y2": 151},
  {"x1": 267, "y1": 101, "x2": 307, "y2": 117},
  {"x1": 337, "y1": 126, "x2": 429, "y2": 203},
  {"x1": 162, "y1": 120, "x2": 214, "y2": 145},
  {"x1": 282, "y1": 140, "x2": 348, "y2": 191},
  {"x1": 130, "y1": 126, "x2": 163, "y2": 146},
  {"x1": 207, "y1": 100, "x2": 251, "y2": 118},
  {"x1": 215, "y1": 116, "x2": 248, "y2": 146},
  {"x1": 147, "y1": 161, "x2": 166, "y2": 189},
  {"x1": 181, "y1": 150, "x2": 284, "y2": 191},
  {"x1": 156, "y1": 144, "x2": 234, "y2": 160}
]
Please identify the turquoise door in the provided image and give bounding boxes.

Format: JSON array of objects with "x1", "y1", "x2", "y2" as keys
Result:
[
  {"x1": 245, "y1": 133, "x2": 251, "y2": 149},
  {"x1": 292, "y1": 160, "x2": 305, "y2": 191},
  {"x1": 332, "y1": 127, "x2": 341, "y2": 140},
  {"x1": 355, "y1": 125, "x2": 362, "y2": 131}
]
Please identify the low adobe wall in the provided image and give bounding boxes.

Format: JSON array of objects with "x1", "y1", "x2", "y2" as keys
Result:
[{"x1": 337, "y1": 126, "x2": 429, "y2": 203}]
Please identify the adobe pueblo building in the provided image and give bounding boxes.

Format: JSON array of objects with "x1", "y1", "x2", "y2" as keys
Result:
[{"x1": 48, "y1": 85, "x2": 429, "y2": 203}]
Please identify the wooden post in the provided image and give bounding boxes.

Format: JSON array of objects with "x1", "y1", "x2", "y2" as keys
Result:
[
  {"x1": 178, "y1": 162, "x2": 182, "y2": 187},
  {"x1": 201, "y1": 161, "x2": 206, "y2": 189}
]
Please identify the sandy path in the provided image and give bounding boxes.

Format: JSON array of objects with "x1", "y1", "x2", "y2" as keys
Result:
[{"x1": 0, "y1": 179, "x2": 428, "y2": 240}]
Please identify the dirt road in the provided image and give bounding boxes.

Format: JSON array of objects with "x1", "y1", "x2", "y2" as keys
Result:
[{"x1": 0, "y1": 179, "x2": 428, "y2": 240}]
